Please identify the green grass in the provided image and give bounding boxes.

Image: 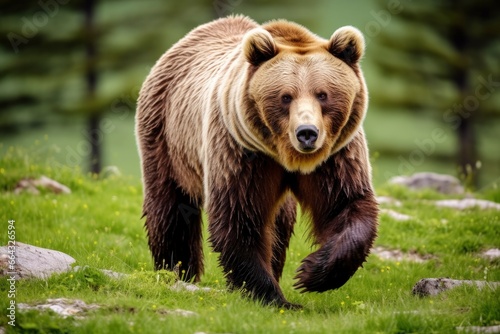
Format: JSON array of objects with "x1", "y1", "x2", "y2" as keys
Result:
[{"x1": 1, "y1": 145, "x2": 499, "y2": 333}]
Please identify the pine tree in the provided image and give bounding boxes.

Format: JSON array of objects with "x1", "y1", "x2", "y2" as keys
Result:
[
  {"x1": 0, "y1": 0, "x2": 213, "y2": 173},
  {"x1": 370, "y1": 0, "x2": 500, "y2": 187}
]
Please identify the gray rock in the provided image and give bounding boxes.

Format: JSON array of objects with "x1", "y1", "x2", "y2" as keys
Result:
[
  {"x1": 14, "y1": 175, "x2": 71, "y2": 195},
  {"x1": 456, "y1": 325, "x2": 500, "y2": 333},
  {"x1": 0, "y1": 242, "x2": 75, "y2": 279},
  {"x1": 377, "y1": 196, "x2": 402, "y2": 207},
  {"x1": 18, "y1": 298, "x2": 100, "y2": 319},
  {"x1": 482, "y1": 249, "x2": 500, "y2": 260},
  {"x1": 389, "y1": 172, "x2": 464, "y2": 194},
  {"x1": 100, "y1": 268, "x2": 128, "y2": 279},
  {"x1": 435, "y1": 198, "x2": 500, "y2": 211},
  {"x1": 100, "y1": 166, "x2": 121, "y2": 178},
  {"x1": 380, "y1": 209, "x2": 412, "y2": 221},
  {"x1": 412, "y1": 278, "x2": 500, "y2": 297},
  {"x1": 170, "y1": 280, "x2": 212, "y2": 292},
  {"x1": 72, "y1": 265, "x2": 128, "y2": 279},
  {"x1": 163, "y1": 309, "x2": 198, "y2": 317}
]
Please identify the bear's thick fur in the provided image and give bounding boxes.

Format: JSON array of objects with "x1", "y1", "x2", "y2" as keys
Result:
[{"x1": 136, "y1": 15, "x2": 378, "y2": 308}]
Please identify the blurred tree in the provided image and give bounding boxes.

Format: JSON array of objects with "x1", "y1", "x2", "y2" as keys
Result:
[
  {"x1": 0, "y1": 0, "x2": 85, "y2": 132},
  {"x1": 0, "y1": 0, "x2": 213, "y2": 173},
  {"x1": 370, "y1": 0, "x2": 500, "y2": 187},
  {"x1": 85, "y1": 0, "x2": 101, "y2": 174}
]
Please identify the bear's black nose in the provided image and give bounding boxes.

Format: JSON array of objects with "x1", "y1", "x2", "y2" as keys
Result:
[{"x1": 296, "y1": 125, "x2": 319, "y2": 149}]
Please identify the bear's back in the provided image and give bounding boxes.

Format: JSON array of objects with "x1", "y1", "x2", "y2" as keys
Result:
[
  {"x1": 166, "y1": 15, "x2": 258, "y2": 66},
  {"x1": 137, "y1": 16, "x2": 259, "y2": 199},
  {"x1": 190, "y1": 15, "x2": 258, "y2": 43}
]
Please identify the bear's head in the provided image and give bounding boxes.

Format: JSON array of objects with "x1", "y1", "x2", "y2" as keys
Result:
[{"x1": 241, "y1": 21, "x2": 367, "y2": 173}]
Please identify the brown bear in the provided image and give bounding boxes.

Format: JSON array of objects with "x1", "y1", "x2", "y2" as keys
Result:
[{"x1": 135, "y1": 15, "x2": 378, "y2": 308}]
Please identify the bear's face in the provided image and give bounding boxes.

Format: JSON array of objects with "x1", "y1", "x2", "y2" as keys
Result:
[{"x1": 243, "y1": 23, "x2": 367, "y2": 173}]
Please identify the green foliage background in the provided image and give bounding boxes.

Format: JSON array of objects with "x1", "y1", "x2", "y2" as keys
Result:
[{"x1": 1, "y1": 0, "x2": 499, "y2": 187}]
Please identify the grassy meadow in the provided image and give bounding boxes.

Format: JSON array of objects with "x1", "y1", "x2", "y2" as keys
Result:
[
  {"x1": 2, "y1": 1, "x2": 500, "y2": 332},
  {"x1": 0, "y1": 144, "x2": 499, "y2": 334}
]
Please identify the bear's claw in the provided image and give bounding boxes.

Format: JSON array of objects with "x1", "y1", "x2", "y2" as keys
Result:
[
  {"x1": 280, "y1": 301, "x2": 303, "y2": 310},
  {"x1": 293, "y1": 244, "x2": 362, "y2": 293}
]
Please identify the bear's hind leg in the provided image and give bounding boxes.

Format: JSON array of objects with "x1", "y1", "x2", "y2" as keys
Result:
[
  {"x1": 271, "y1": 196, "x2": 297, "y2": 282},
  {"x1": 140, "y1": 143, "x2": 204, "y2": 282},
  {"x1": 145, "y1": 178, "x2": 203, "y2": 282}
]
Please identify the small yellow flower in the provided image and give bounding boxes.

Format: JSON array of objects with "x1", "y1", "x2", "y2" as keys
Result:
[
  {"x1": 83, "y1": 203, "x2": 88, "y2": 209},
  {"x1": 279, "y1": 309, "x2": 285, "y2": 314},
  {"x1": 341, "y1": 301, "x2": 345, "y2": 306}
]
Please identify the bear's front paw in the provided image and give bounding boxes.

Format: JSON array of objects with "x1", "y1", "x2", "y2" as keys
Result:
[
  {"x1": 258, "y1": 291, "x2": 303, "y2": 309},
  {"x1": 260, "y1": 295, "x2": 302, "y2": 309},
  {"x1": 293, "y1": 243, "x2": 362, "y2": 293}
]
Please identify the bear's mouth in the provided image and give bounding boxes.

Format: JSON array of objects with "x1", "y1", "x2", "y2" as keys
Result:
[{"x1": 297, "y1": 144, "x2": 317, "y2": 153}]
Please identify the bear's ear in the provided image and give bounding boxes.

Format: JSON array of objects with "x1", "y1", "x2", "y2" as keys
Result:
[
  {"x1": 243, "y1": 28, "x2": 278, "y2": 66},
  {"x1": 327, "y1": 26, "x2": 365, "y2": 66}
]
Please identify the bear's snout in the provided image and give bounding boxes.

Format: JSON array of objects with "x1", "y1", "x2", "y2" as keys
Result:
[{"x1": 295, "y1": 125, "x2": 319, "y2": 151}]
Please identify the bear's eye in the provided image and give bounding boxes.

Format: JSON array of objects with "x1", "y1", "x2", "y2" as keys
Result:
[
  {"x1": 281, "y1": 94, "x2": 292, "y2": 104},
  {"x1": 317, "y1": 92, "x2": 327, "y2": 101}
]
